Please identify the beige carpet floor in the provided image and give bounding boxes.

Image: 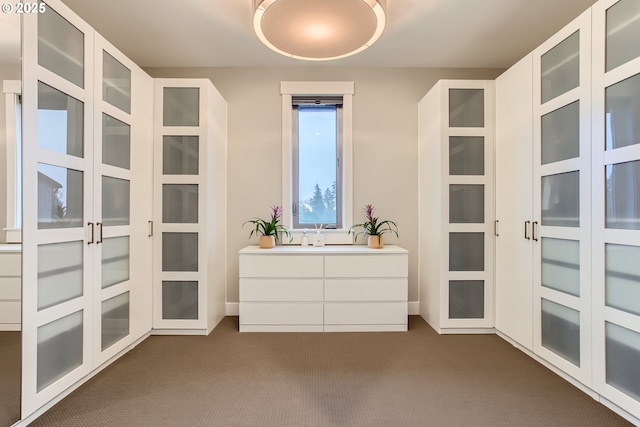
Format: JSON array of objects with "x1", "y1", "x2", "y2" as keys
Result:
[{"x1": 30, "y1": 316, "x2": 633, "y2": 426}]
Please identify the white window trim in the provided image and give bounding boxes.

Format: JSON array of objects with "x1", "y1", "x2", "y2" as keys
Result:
[
  {"x1": 281, "y1": 81, "x2": 354, "y2": 245},
  {"x1": 3, "y1": 80, "x2": 21, "y2": 243}
]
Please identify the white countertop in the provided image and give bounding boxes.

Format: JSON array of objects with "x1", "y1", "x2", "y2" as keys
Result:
[
  {"x1": 0, "y1": 244, "x2": 21, "y2": 253},
  {"x1": 239, "y1": 244, "x2": 407, "y2": 255}
]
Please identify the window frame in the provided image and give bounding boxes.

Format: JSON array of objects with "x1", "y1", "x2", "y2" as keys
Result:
[
  {"x1": 292, "y1": 100, "x2": 343, "y2": 229},
  {"x1": 281, "y1": 81, "x2": 353, "y2": 244},
  {"x1": 3, "y1": 80, "x2": 21, "y2": 243}
]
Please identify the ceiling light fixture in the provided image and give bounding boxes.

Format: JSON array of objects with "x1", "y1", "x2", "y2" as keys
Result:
[{"x1": 253, "y1": 0, "x2": 387, "y2": 61}]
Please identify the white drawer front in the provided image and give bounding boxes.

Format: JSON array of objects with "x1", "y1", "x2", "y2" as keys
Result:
[
  {"x1": 0, "y1": 252, "x2": 20, "y2": 276},
  {"x1": 240, "y1": 279, "x2": 323, "y2": 302},
  {"x1": 324, "y1": 302, "x2": 407, "y2": 325},
  {"x1": 0, "y1": 301, "x2": 21, "y2": 323},
  {"x1": 240, "y1": 303, "x2": 323, "y2": 325},
  {"x1": 0, "y1": 277, "x2": 21, "y2": 299},
  {"x1": 324, "y1": 278, "x2": 407, "y2": 302},
  {"x1": 324, "y1": 254, "x2": 407, "y2": 278},
  {"x1": 239, "y1": 255, "x2": 323, "y2": 278}
]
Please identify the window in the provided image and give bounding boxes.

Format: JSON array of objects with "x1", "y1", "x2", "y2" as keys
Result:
[
  {"x1": 3, "y1": 80, "x2": 21, "y2": 243},
  {"x1": 281, "y1": 82, "x2": 353, "y2": 244},
  {"x1": 292, "y1": 97, "x2": 342, "y2": 228}
]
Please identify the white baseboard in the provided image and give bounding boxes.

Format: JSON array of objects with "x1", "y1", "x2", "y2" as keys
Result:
[
  {"x1": 226, "y1": 302, "x2": 239, "y2": 316},
  {"x1": 227, "y1": 301, "x2": 420, "y2": 317}
]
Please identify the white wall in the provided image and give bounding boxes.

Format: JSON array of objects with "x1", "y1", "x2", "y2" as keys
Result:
[
  {"x1": 0, "y1": 65, "x2": 22, "y2": 244},
  {"x1": 145, "y1": 66, "x2": 503, "y2": 304}
]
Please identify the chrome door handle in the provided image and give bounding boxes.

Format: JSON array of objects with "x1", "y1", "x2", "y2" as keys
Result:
[{"x1": 494, "y1": 220, "x2": 499, "y2": 237}]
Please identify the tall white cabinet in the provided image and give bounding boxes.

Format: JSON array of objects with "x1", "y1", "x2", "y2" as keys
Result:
[
  {"x1": 152, "y1": 79, "x2": 227, "y2": 335},
  {"x1": 495, "y1": 0, "x2": 640, "y2": 422},
  {"x1": 22, "y1": 0, "x2": 153, "y2": 417},
  {"x1": 494, "y1": 53, "x2": 534, "y2": 350},
  {"x1": 419, "y1": 80, "x2": 495, "y2": 334}
]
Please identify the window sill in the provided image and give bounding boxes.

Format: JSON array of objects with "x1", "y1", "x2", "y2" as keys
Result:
[{"x1": 3, "y1": 228, "x2": 21, "y2": 244}]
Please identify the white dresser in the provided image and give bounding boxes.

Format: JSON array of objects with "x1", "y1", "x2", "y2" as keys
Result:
[
  {"x1": 0, "y1": 245, "x2": 21, "y2": 331},
  {"x1": 239, "y1": 245, "x2": 408, "y2": 332}
]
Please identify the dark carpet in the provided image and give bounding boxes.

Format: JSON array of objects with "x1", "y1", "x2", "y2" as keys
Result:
[
  {"x1": 30, "y1": 316, "x2": 632, "y2": 426},
  {"x1": 0, "y1": 331, "x2": 20, "y2": 427}
]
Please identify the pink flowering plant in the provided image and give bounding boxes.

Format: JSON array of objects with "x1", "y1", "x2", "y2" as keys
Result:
[
  {"x1": 243, "y1": 205, "x2": 292, "y2": 243},
  {"x1": 348, "y1": 204, "x2": 399, "y2": 242}
]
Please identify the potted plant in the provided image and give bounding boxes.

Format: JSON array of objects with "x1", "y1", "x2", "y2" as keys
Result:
[
  {"x1": 243, "y1": 205, "x2": 292, "y2": 248},
  {"x1": 348, "y1": 204, "x2": 398, "y2": 249}
]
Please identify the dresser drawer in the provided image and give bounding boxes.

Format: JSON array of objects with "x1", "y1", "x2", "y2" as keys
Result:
[
  {"x1": 0, "y1": 277, "x2": 21, "y2": 299},
  {"x1": 324, "y1": 278, "x2": 407, "y2": 301},
  {"x1": 324, "y1": 302, "x2": 407, "y2": 325},
  {"x1": 239, "y1": 302, "x2": 323, "y2": 325},
  {"x1": 0, "y1": 301, "x2": 21, "y2": 323},
  {"x1": 0, "y1": 252, "x2": 20, "y2": 276},
  {"x1": 240, "y1": 279, "x2": 323, "y2": 302},
  {"x1": 239, "y1": 255, "x2": 323, "y2": 278},
  {"x1": 324, "y1": 254, "x2": 407, "y2": 278}
]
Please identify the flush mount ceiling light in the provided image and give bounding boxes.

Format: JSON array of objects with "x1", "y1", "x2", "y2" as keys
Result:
[{"x1": 253, "y1": 0, "x2": 387, "y2": 61}]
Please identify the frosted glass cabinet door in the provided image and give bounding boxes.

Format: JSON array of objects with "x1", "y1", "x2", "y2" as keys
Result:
[
  {"x1": 37, "y1": 311, "x2": 83, "y2": 392},
  {"x1": 541, "y1": 101, "x2": 580, "y2": 164},
  {"x1": 606, "y1": 244, "x2": 640, "y2": 316},
  {"x1": 102, "y1": 114, "x2": 130, "y2": 170},
  {"x1": 606, "y1": 322, "x2": 640, "y2": 401},
  {"x1": 37, "y1": 5, "x2": 84, "y2": 88},
  {"x1": 163, "y1": 136, "x2": 199, "y2": 175},
  {"x1": 449, "y1": 137, "x2": 484, "y2": 175},
  {"x1": 605, "y1": 73, "x2": 640, "y2": 150},
  {"x1": 606, "y1": 0, "x2": 640, "y2": 72},
  {"x1": 37, "y1": 163, "x2": 83, "y2": 229},
  {"x1": 541, "y1": 172, "x2": 580, "y2": 227},
  {"x1": 541, "y1": 31, "x2": 580, "y2": 103},
  {"x1": 162, "y1": 184, "x2": 198, "y2": 223},
  {"x1": 101, "y1": 292, "x2": 130, "y2": 351},
  {"x1": 163, "y1": 88, "x2": 199, "y2": 126},
  {"x1": 449, "y1": 280, "x2": 484, "y2": 319},
  {"x1": 449, "y1": 184, "x2": 484, "y2": 223},
  {"x1": 162, "y1": 281, "x2": 198, "y2": 320},
  {"x1": 541, "y1": 299, "x2": 580, "y2": 366},
  {"x1": 37, "y1": 82, "x2": 84, "y2": 158},
  {"x1": 162, "y1": 233, "x2": 198, "y2": 272},
  {"x1": 449, "y1": 232, "x2": 484, "y2": 271},
  {"x1": 37, "y1": 241, "x2": 83, "y2": 310},
  {"x1": 541, "y1": 238, "x2": 580, "y2": 297},
  {"x1": 102, "y1": 51, "x2": 131, "y2": 114},
  {"x1": 449, "y1": 89, "x2": 484, "y2": 127},
  {"x1": 102, "y1": 176, "x2": 130, "y2": 227},
  {"x1": 101, "y1": 236, "x2": 130, "y2": 289},
  {"x1": 606, "y1": 160, "x2": 640, "y2": 230}
]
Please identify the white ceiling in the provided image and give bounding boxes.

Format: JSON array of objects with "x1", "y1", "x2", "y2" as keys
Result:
[{"x1": 5, "y1": 0, "x2": 600, "y2": 69}]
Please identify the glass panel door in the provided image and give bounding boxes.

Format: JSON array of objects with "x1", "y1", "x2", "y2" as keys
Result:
[
  {"x1": 593, "y1": 0, "x2": 640, "y2": 411},
  {"x1": 22, "y1": 4, "x2": 94, "y2": 417},
  {"x1": 533, "y1": 9, "x2": 591, "y2": 383}
]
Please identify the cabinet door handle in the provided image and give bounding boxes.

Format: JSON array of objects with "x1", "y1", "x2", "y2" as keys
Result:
[
  {"x1": 96, "y1": 222, "x2": 103, "y2": 244},
  {"x1": 494, "y1": 220, "x2": 499, "y2": 237},
  {"x1": 148, "y1": 220, "x2": 153, "y2": 237},
  {"x1": 532, "y1": 221, "x2": 538, "y2": 241},
  {"x1": 524, "y1": 220, "x2": 530, "y2": 240},
  {"x1": 87, "y1": 222, "x2": 94, "y2": 244}
]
